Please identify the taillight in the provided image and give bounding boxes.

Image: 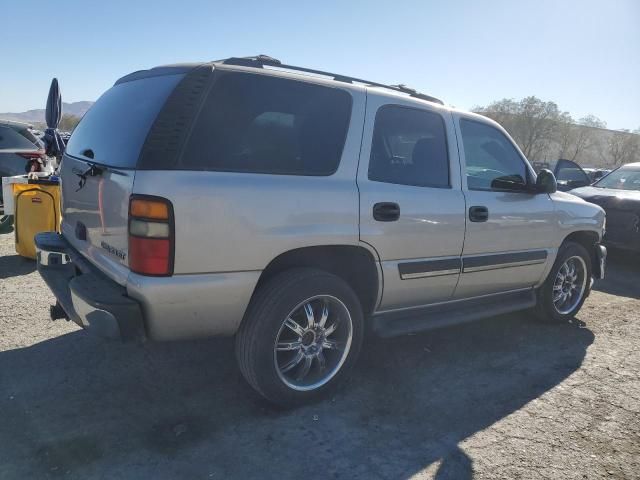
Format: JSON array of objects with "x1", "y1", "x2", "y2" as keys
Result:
[{"x1": 128, "y1": 195, "x2": 174, "y2": 276}]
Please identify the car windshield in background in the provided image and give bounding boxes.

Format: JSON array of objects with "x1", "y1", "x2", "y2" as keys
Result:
[
  {"x1": 593, "y1": 166, "x2": 640, "y2": 191},
  {"x1": 65, "y1": 73, "x2": 184, "y2": 168},
  {"x1": 0, "y1": 125, "x2": 38, "y2": 149}
]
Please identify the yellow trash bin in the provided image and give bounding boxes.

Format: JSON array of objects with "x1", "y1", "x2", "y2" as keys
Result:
[{"x1": 13, "y1": 179, "x2": 61, "y2": 259}]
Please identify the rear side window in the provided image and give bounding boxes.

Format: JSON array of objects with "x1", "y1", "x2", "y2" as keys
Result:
[
  {"x1": 180, "y1": 72, "x2": 352, "y2": 175},
  {"x1": 65, "y1": 74, "x2": 184, "y2": 168},
  {"x1": 368, "y1": 106, "x2": 450, "y2": 188}
]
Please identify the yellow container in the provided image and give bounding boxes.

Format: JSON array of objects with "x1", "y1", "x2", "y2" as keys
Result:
[{"x1": 13, "y1": 180, "x2": 61, "y2": 259}]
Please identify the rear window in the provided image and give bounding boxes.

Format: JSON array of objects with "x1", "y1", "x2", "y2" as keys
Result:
[
  {"x1": 19, "y1": 128, "x2": 42, "y2": 147},
  {"x1": 179, "y1": 72, "x2": 352, "y2": 175},
  {"x1": 0, "y1": 126, "x2": 37, "y2": 149},
  {"x1": 65, "y1": 74, "x2": 183, "y2": 168}
]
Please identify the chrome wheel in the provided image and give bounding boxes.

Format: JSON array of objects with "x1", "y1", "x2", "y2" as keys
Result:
[
  {"x1": 274, "y1": 295, "x2": 353, "y2": 391},
  {"x1": 552, "y1": 255, "x2": 587, "y2": 315}
]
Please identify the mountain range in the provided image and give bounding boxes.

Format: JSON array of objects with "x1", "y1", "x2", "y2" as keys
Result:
[{"x1": 0, "y1": 101, "x2": 94, "y2": 125}]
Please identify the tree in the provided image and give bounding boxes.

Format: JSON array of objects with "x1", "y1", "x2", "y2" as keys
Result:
[
  {"x1": 557, "y1": 114, "x2": 607, "y2": 162},
  {"x1": 474, "y1": 96, "x2": 566, "y2": 161},
  {"x1": 608, "y1": 130, "x2": 640, "y2": 166},
  {"x1": 58, "y1": 114, "x2": 81, "y2": 132}
]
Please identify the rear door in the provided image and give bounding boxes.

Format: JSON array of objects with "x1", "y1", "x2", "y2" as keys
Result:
[
  {"x1": 358, "y1": 96, "x2": 466, "y2": 311},
  {"x1": 61, "y1": 72, "x2": 185, "y2": 285}
]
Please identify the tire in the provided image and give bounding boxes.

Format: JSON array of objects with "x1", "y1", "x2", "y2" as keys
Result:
[
  {"x1": 0, "y1": 215, "x2": 13, "y2": 235},
  {"x1": 235, "y1": 268, "x2": 364, "y2": 407},
  {"x1": 534, "y1": 241, "x2": 592, "y2": 323}
]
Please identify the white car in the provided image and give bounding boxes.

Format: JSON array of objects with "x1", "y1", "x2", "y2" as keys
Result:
[{"x1": 0, "y1": 120, "x2": 47, "y2": 227}]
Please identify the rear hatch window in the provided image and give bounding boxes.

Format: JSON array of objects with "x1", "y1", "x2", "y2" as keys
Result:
[
  {"x1": 0, "y1": 126, "x2": 38, "y2": 149},
  {"x1": 65, "y1": 73, "x2": 184, "y2": 168}
]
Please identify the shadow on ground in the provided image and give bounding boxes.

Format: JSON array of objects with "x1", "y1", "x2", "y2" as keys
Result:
[
  {"x1": 592, "y1": 248, "x2": 640, "y2": 299},
  {"x1": 0, "y1": 254, "x2": 35, "y2": 279},
  {"x1": 0, "y1": 311, "x2": 593, "y2": 479}
]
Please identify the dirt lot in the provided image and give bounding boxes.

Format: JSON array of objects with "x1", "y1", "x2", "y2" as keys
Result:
[{"x1": 0, "y1": 231, "x2": 638, "y2": 480}]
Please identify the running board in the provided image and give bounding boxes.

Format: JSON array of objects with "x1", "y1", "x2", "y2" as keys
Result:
[{"x1": 372, "y1": 289, "x2": 537, "y2": 338}]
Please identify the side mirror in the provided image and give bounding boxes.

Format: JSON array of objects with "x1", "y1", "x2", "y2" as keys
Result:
[
  {"x1": 490, "y1": 175, "x2": 527, "y2": 192},
  {"x1": 535, "y1": 169, "x2": 557, "y2": 194}
]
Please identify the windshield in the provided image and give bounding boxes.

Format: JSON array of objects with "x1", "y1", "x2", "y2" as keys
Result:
[{"x1": 594, "y1": 166, "x2": 640, "y2": 191}]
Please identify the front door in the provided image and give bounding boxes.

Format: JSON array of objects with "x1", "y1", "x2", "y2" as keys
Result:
[
  {"x1": 358, "y1": 98, "x2": 466, "y2": 311},
  {"x1": 453, "y1": 114, "x2": 557, "y2": 299},
  {"x1": 554, "y1": 159, "x2": 592, "y2": 191}
]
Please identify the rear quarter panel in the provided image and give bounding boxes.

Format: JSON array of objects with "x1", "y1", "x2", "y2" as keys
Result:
[
  {"x1": 133, "y1": 172, "x2": 361, "y2": 274},
  {"x1": 131, "y1": 86, "x2": 366, "y2": 275}
]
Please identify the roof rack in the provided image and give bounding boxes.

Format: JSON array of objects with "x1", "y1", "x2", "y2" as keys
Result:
[{"x1": 218, "y1": 55, "x2": 444, "y2": 105}]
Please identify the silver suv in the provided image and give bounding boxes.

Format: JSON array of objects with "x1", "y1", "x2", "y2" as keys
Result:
[{"x1": 36, "y1": 56, "x2": 606, "y2": 406}]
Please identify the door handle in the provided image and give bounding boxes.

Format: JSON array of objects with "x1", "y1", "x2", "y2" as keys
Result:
[
  {"x1": 469, "y1": 206, "x2": 489, "y2": 222},
  {"x1": 373, "y1": 202, "x2": 400, "y2": 222}
]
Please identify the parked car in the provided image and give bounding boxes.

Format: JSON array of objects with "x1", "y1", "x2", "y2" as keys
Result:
[
  {"x1": 583, "y1": 167, "x2": 611, "y2": 184},
  {"x1": 0, "y1": 120, "x2": 46, "y2": 228},
  {"x1": 563, "y1": 162, "x2": 640, "y2": 253},
  {"x1": 553, "y1": 161, "x2": 612, "y2": 191},
  {"x1": 35, "y1": 56, "x2": 606, "y2": 406}
]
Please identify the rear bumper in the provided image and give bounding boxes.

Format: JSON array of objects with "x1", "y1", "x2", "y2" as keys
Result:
[{"x1": 35, "y1": 232, "x2": 146, "y2": 342}]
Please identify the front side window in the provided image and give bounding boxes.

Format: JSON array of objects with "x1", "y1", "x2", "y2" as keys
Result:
[
  {"x1": 181, "y1": 72, "x2": 352, "y2": 175},
  {"x1": 368, "y1": 106, "x2": 450, "y2": 188},
  {"x1": 460, "y1": 119, "x2": 529, "y2": 191}
]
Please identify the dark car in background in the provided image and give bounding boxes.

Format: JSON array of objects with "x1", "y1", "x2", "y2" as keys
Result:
[
  {"x1": 560, "y1": 162, "x2": 640, "y2": 253},
  {"x1": 583, "y1": 167, "x2": 611, "y2": 184}
]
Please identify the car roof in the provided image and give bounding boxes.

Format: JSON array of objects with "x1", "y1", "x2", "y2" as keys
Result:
[
  {"x1": 114, "y1": 55, "x2": 449, "y2": 110},
  {"x1": 0, "y1": 119, "x2": 34, "y2": 130}
]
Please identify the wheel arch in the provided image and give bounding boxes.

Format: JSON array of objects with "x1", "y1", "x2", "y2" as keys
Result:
[
  {"x1": 562, "y1": 230, "x2": 602, "y2": 277},
  {"x1": 253, "y1": 244, "x2": 382, "y2": 316}
]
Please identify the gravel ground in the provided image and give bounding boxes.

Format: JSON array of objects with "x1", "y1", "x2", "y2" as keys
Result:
[{"x1": 0, "y1": 231, "x2": 638, "y2": 479}]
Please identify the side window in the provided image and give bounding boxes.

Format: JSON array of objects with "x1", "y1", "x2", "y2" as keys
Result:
[
  {"x1": 460, "y1": 119, "x2": 529, "y2": 191},
  {"x1": 181, "y1": 72, "x2": 352, "y2": 175},
  {"x1": 368, "y1": 106, "x2": 449, "y2": 188}
]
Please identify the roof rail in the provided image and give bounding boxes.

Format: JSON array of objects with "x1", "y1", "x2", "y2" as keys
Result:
[{"x1": 218, "y1": 56, "x2": 444, "y2": 105}]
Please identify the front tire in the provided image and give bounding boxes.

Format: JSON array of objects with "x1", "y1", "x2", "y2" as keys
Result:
[
  {"x1": 534, "y1": 241, "x2": 592, "y2": 323},
  {"x1": 235, "y1": 268, "x2": 364, "y2": 407}
]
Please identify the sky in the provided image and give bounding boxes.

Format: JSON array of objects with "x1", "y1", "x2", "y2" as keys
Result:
[{"x1": 1, "y1": 0, "x2": 639, "y2": 130}]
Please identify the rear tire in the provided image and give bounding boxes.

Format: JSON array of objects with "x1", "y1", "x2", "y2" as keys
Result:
[
  {"x1": 235, "y1": 268, "x2": 364, "y2": 407},
  {"x1": 534, "y1": 241, "x2": 592, "y2": 323}
]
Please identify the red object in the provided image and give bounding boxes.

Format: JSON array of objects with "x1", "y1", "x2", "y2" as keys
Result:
[
  {"x1": 128, "y1": 236, "x2": 171, "y2": 275},
  {"x1": 128, "y1": 195, "x2": 174, "y2": 276},
  {"x1": 16, "y1": 151, "x2": 46, "y2": 161}
]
